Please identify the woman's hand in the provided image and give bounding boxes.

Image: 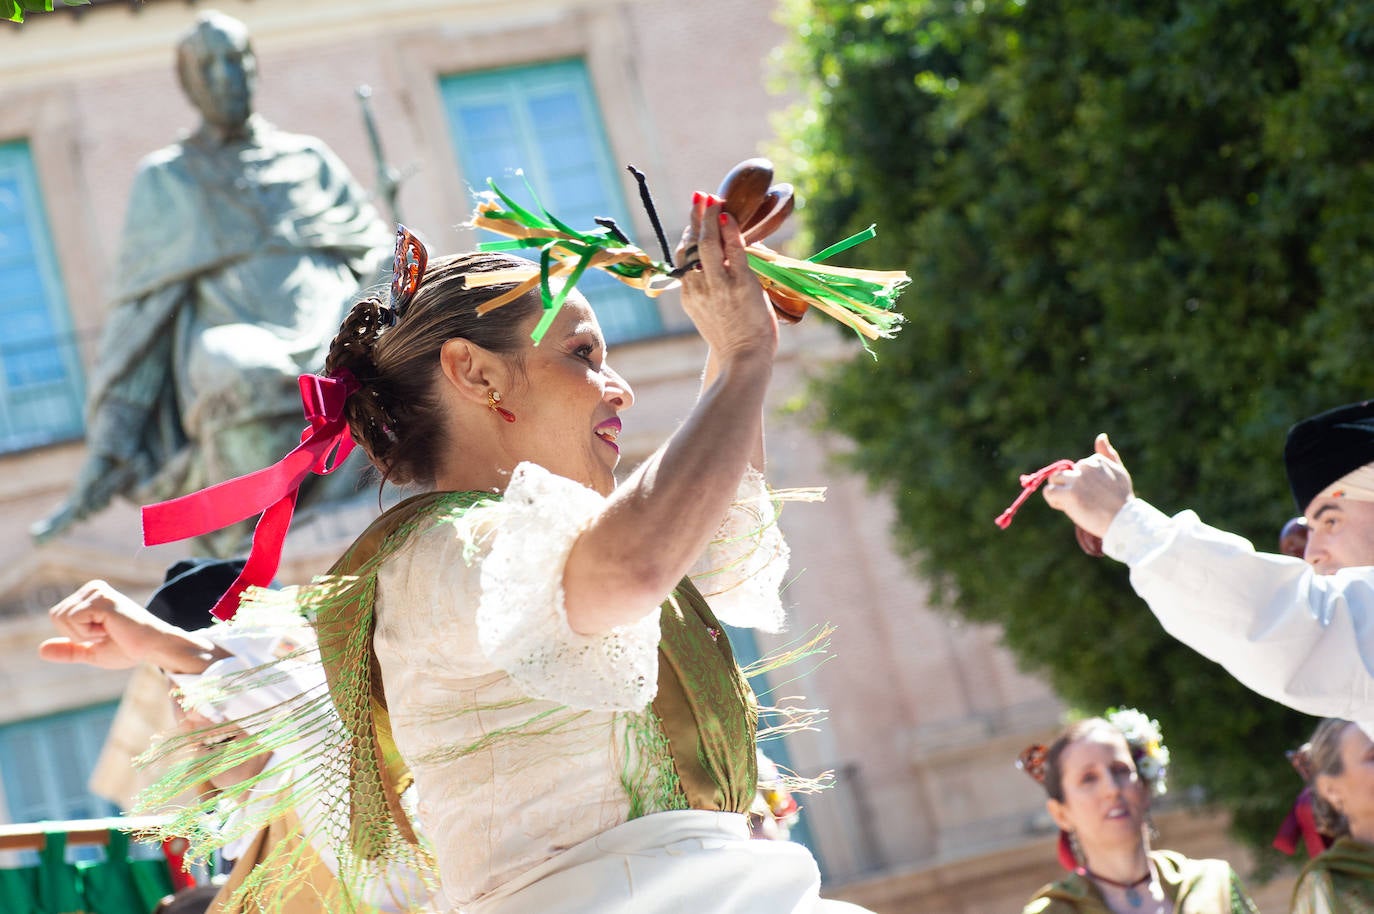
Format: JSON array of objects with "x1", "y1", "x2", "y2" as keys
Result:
[
  {"x1": 40, "y1": 579, "x2": 229, "y2": 673},
  {"x1": 676, "y1": 193, "x2": 778, "y2": 366},
  {"x1": 1042, "y1": 434, "x2": 1136, "y2": 539}
]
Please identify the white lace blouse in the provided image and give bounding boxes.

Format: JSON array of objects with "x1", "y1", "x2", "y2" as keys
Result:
[{"x1": 370, "y1": 462, "x2": 790, "y2": 906}]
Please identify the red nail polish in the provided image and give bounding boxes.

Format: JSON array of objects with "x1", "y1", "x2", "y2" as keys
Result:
[
  {"x1": 719, "y1": 212, "x2": 729, "y2": 225},
  {"x1": 693, "y1": 191, "x2": 702, "y2": 206}
]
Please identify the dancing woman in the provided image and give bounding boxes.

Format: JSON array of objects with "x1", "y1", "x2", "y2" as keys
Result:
[{"x1": 139, "y1": 195, "x2": 869, "y2": 914}]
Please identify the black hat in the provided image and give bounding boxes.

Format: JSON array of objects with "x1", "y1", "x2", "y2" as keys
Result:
[
  {"x1": 1284, "y1": 400, "x2": 1374, "y2": 513},
  {"x1": 146, "y1": 558, "x2": 246, "y2": 631}
]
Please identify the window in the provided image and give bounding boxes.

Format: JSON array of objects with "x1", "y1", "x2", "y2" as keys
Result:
[
  {"x1": 440, "y1": 59, "x2": 664, "y2": 344},
  {"x1": 0, "y1": 140, "x2": 84, "y2": 453},
  {"x1": 0, "y1": 702, "x2": 120, "y2": 829}
]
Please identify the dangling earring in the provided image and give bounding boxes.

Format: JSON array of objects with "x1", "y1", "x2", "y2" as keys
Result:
[
  {"x1": 1068, "y1": 830, "x2": 1086, "y2": 870},
  {"x1": 488, "y1": 390, "x2": 516, "y2": 423}
]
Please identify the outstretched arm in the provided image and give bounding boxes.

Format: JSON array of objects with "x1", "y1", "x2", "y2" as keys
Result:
[
  {"x1": 1043, "y1": 434, "x2": 1374, "y2": 727},
  {"x1": 40, "y1": 580, "x2": 230, "y2": 673}
]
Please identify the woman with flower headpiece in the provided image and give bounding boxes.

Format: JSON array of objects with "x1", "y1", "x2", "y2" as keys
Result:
[
  {"x1": 133, "y1": 195, "x2": 873, "y2": 914},
  {"x1": 1018, "y1": 709, "x2": 1257, "y2": 914},
  {"x1": 1289, "y1": 718, "x2": 1374, "y2": 914}
]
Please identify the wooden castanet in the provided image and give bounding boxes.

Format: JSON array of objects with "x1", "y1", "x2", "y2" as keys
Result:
[
  {"x1": 743, "y1": 184, "x2": 794, "y2": 245},
  {"x1": 716, "y1": 157, "x2": 806, "y2": 323},
  {"x1": 716, "y1": 157, "x2": 774, "y2": 227},
  {"x1": 765, "y1": 284, "x2": 809, "y2": 324}
]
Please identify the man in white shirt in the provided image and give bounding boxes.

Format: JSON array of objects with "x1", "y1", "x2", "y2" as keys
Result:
[{"x1": 1041, "y1": 401, "x2": 1374, "y2": 734}]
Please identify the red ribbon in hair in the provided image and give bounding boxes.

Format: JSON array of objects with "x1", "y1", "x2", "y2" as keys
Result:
[
  {"x1": 141, "y1": 371, "x2": 360, "y2": 620},
  {"x1": 1272, "y1": 787, "x2": 1331, "y2": 858}
]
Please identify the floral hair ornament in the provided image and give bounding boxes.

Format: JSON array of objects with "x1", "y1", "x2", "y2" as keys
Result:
[
  {"x1": 141, "y1": 370, "x2": 360, "y2": 620},
  {"x1": 1288, "y1": 745, "x2": 1315, "y2": 782},
  {"x1": 1016, "y1": 742, "x2": 1086, "y2": 873},
  {"x1": 1015, "y1": 743, "x2": 1049, "y2": 784},
  {"x1": 463, "y1": 162, "x2": 908, "y2": 350},
  {"x1": 1106, "y1": 707, "x2": 1170, "y2": 797}
]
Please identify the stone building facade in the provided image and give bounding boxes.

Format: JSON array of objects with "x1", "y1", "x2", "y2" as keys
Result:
[{"x1": 0, "y1": 0, "x2": 1294, "y2": 909}]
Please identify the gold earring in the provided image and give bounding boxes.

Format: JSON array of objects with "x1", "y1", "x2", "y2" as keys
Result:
[{"x1": 487, "y1": 390, "x2": 515, "y2": 423}]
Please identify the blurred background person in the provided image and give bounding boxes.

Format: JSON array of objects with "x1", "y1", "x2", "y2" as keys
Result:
[
  {"x1": 1290, "y1": 718, "x2": 1374, "y2": 914},
  {"x1": 1017, "y1": 709, "x2": 1257, "y2": 914}
]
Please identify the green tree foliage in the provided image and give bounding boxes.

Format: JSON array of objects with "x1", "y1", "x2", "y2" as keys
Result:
[{"x1": 777, "y1": 0, "x2": 1374, "y2": 855}]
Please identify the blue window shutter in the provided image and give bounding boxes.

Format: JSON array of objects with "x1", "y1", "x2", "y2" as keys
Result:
[
  {"x1": 0, "y1": 703, "x2": 120, "y2": 822},
  {"x1": 440, "y1": 59, "x2": 665, "y2": 344},
  {"x1": 0, "y1": 140, "x2": 85, "y2": 453}
]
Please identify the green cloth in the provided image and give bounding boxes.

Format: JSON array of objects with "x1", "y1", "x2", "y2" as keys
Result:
[
  {"x1": 1292, "y1": 836, "x2": 1374, "y2": 914},
  {"x1": 76, "y1": 829, "x2": 173, "y2": 914},
  {"x1": 38, "y1": 831, "x2": 85, "y2": 914},
  {"x1": 1022, "y1": 849, "x2": 1258, "y2": 914},
  {"x1": 0, "y1": 828, "x2": 174, "y2": 914},
  {"x1": 651, "y1": 579, "x2": 758, "y2": 814},
  {"x1": 0, "y1": 863, "x2": 42, "y2": 914}
]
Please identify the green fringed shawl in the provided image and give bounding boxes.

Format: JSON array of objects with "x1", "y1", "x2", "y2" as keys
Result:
[
  {"x1": 314, "y1": 491, "x2": 762, "y2": 854},
  {"x1": 1293, "y1": 837, "x2": 1374, "y2": 914}
]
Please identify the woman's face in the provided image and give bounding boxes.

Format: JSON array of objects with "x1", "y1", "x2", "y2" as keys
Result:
[
  {"x1": 1318, "y1": 723, "x2": 1374, "y2": 841},
  {"x1": 502, "y1": 294, "x2": 634, "y2": 495},
  {"x1": 1047, "y1": 730, "x2": 1150, "y2": 862}
]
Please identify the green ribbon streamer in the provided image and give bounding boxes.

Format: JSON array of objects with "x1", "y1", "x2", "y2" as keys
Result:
[
  {"x1": 475, "y1": 179, "x2": 904, "y2": 349},
  {"x1": 807, "y1": 224, "x2": 878, "y2": 263}
]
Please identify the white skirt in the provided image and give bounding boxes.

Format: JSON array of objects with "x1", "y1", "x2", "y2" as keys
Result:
[{"x1": 462, "y1": 810, "x2": 871, "y2": 914}]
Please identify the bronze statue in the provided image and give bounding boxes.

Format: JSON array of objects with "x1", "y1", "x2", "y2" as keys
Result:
[{"x1": 32, "y1": 11, "x2": 391, "y2": 552}]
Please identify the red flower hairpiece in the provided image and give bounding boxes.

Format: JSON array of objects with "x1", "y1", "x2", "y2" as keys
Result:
[
  {"x1": 1016, "y1": 743, "x2": 1049, "y2": 784},
  {"x1": 1288, "y1": 746, "x2": 1315, "y2": 782}
]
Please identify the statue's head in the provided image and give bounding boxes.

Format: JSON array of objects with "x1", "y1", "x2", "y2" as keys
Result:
[{"x1": 175, "y1": 11, "x2": 256, "y2": 134}]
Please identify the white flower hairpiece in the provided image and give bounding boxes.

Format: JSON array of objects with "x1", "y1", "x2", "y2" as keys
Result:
[{"x1": 1106, "y1": 707, "x2": 1170, "y2": 796}]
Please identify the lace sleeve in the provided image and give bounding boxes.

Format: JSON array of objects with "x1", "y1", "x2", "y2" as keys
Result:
[
  {"x1": 476, "y1": 462, "x2": 662, "y2": 712},
  {"x1": 689, "y1": 467, "x2": 815, "y2": 633}
]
